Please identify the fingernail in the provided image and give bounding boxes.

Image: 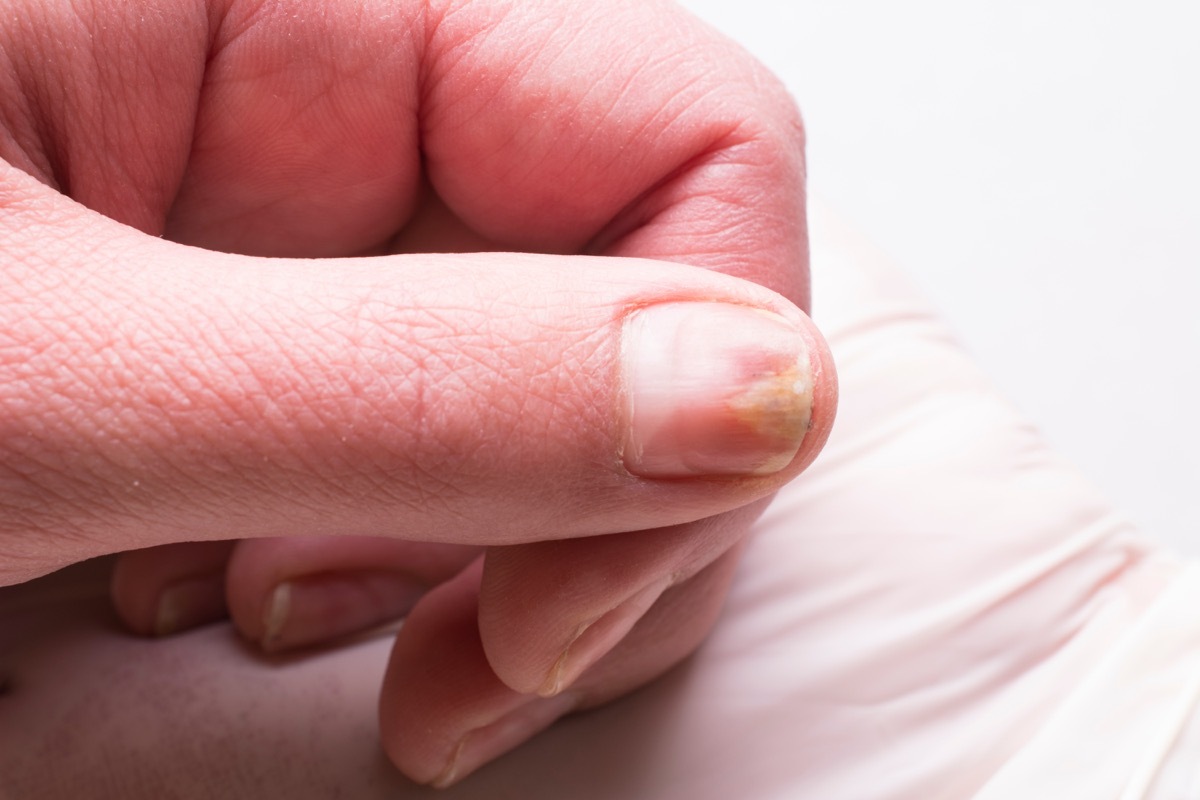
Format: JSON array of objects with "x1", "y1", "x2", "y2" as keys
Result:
[
  {"x1": 622, "y1": 302, "x2": 814, "y2": 477},
  {"x1": 539, "y1": 578, "x2": 670, "y2": 697},
  {"x1": 260, "y1": 572, "x2": 427, "y2": 652},
  {"x1": 261, "y1": 582, "x2": 291, "y2": 650},
  {"x1": 432, "y1": 692, "x2": 579, "y2": 788},
  {"x1": 154, "y1": 575, "x2": 227, "y2": 637}
]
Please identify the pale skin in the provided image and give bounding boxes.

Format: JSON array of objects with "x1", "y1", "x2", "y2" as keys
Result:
[{"x1": 0, "y1": 0, "x2": 837, "y2": 786}]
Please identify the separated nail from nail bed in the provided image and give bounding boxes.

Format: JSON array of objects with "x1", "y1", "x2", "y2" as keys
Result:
[
  {"x1": 622, "y1": 302, "x2": 814, "y2": 478},
  {"x1": 154, "y1": 575, "x2": 227, "y2": 637},
  {"x1": 432, "y1": 691, "x2": 580, "y2": 789},
  {"x1": 539, "y1": 578, "x2": 671, "y2": 697}
]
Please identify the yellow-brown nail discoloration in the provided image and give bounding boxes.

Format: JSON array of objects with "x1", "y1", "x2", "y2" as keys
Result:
[{"x1": 622, "y1": 302, "x2": 813, "y2": 477}]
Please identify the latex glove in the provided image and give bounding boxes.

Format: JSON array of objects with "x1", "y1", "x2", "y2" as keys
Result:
[
  {"x1": 3, "y1": 204, "x2": 1190, "y2": 798},
  {"x1": 0, "y1": 0, "x2": 835, "y2": 784}
]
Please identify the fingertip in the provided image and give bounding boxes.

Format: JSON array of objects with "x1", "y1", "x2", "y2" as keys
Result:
[
  {"x1": 378, "y1": 560, "x2": 487, "y2": 783},
  {"x1": 384, "y1": 547, "x2": 748, "y2": 786},
  {"x1": 224, "y1": 537, "x2": 478, "y2": 650},
  {"x1": 795, "y1": 310, "x2": 839, "y2": 474},
  {"x1": 152, "y1": 574, "x2": 228, "y2": 637},
  {"x1": 110, "y1": 541, "x2": 235, "y2": 637},
  {"x1": 254, "y1": 572, "x2": 427, "y2": 653},
  {"x1": 477, "y1": 503, "x2": 767, "y2": 699},
  {"x1": 380, "y1": 560, "x2": 581, "y2": 788},
  {"x1": 618, "y1": 298, "x2": 836, "y2": 487},
  {"x1": 535, "y1": 577, "x2": 671, "y2": 698},
  {"x1": 621, "y1": 302, "x2": 815, "y2": 479}
]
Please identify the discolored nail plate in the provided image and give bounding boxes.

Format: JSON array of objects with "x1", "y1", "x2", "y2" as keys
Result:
[{"x1": 622, "y1": 302, "x2": 813, "y2": 478}]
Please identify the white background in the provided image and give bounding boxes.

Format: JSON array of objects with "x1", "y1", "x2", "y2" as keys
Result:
[{"x1": 680, "y1": 0, "x2": 1200, "y2": 552}]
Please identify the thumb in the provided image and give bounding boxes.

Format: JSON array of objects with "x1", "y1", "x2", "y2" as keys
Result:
[{"x1": 0, "y1": 166, "x2": 836, "y2": 583}]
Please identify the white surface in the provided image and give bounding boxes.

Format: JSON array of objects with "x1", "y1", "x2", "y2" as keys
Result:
[{"x1": 680, "y1": 0, "x2": 1200, "y2": 553}]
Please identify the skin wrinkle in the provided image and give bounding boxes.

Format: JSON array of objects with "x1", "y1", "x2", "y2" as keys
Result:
[
  {"x1": 23, "y1": 0, "x2": 796, "y2": 263},
  {"x1": 421, "y1": 1, "x2": 750, "y2": 252},
  {"x1": 0, "y1": 36, "x2": 54, "y2": 184},
  {"x1": 491, "y1": 10, "x2": 596, "y2": 186},
  {"x1": 538, "y1": 50, "x2": 717, "y2": 229},
  {"x1": 74, "y1": 4, "x2": 204, "y2": 229},
  {"x1": 212, "y1": 343, "x2": 428, "y2": 502},
  {"x1": 0, "y1": 3, "x2": 829, "y2": 784},
  {"x1": 601, "y1": 131, "x2": 808, "y2": 305},
  {"x1": 602, "y1": 38, "x2": 799, "y2": 271},
  {"x1": 8, "y1": 15, "x2": 76, "y2": 193},
  {"x1": 0, "y1": 266, "x2": 178, "y2": 530},
  {"x1": 418, "y1": 0, "x2": 516, "y2": 115},
  {"x1": 584, "y1": 126, "x2": 745, "y2": 257},
  {"x1": 419, "y1": 31, "x2": 544, "y2": 222},
  {"x1": 2, "y1": 4, "x2": 825, "y2": 734},
  {"x1": 207, "y1": 0, "x2": 283, "y2": 63},
  {"x1": 162, "y1": 1, "x2": 423, "y2": 255},
  {"x1": 0, "y1": 3, "x2": 209, "y2": 223},
  {"x1": 237, "y1": 282, "x2": 580, "y2": 515},
  {"x1": 4, "y1": 214, "x2": 467, "y2": 551},
  {"x1": 0, "y1": 443, "x2": 134, "y2": 582}
]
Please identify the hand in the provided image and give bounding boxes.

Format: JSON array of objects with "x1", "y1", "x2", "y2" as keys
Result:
[
  {"x1": 0, "y1": 0, "x2": 835, "y2": 784},
  {"x1": 3, "y1": 205, "x2": 1176, "y2": 798}
]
